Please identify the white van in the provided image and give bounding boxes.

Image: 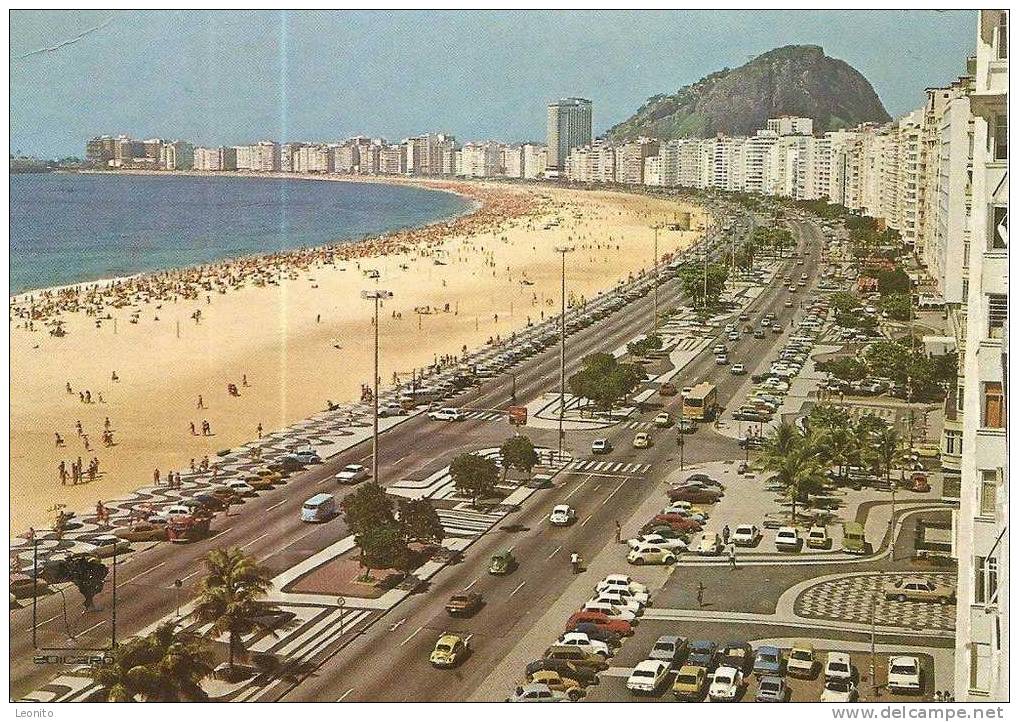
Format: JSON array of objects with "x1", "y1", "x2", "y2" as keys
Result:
[{"x1": 301, "y1": 493, "x2": 337, "y2": 523}]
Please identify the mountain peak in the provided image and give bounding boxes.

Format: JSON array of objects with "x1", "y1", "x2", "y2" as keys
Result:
[{"x1": 606, "y1": 45, "x2": 890, "y2": 142}]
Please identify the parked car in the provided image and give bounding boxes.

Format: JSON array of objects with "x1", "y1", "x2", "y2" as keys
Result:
[
  {"x1": 775, "y1": 527, "x2": 801, "y2": 552},
  {"x1": 755, "y1": 675, "x2": 788, "y2": 702},
  {"x1": 754, "y1": 646, "x2": 783, "y2": 677},
  {"x1": 507, "y1": 683, "x2": 568, "y2": 703},
  {"x1": 335, "y1": 464, "x2": 370, "y2": 484},
  {"x1": 627, "y1": 660, "x2": 670, "y2": 695},
  {"x1": 224, "y1": 480, "x2": 256, "y2": 497},
  {"x1": 659, "y1": 382, "x2": 678, "y2": 396},
  {"x1": 786, "y1": 641, "x2": 817, "y2": 678},
  {"x1": 708, "y1": 666, "x2": 744, "y2": 701},
  {"x1": 525, "y1": 671, "x2": 583, "y2": 700},
  {"x1": 672, "y1": 664, "x2": 708, "y2": 700},
  {"x1": 730, "y1": 363, "x2": 746, "y2": 375},
  {"x1": 732, "y1": 524, "x2": 761, "y2": 547},
  {"x1": 806, "y1": 525, "x2": 830, "y2": 549},
  {"x1": 557, "y1": 631, "x2": 610, "y2": 658},
  {"x1": 693, "y1": 532, "x2": 722, "y2": 555},
  {"x1": 676, "y1": 418, "x2": 698, "y2": 434},
  {"x1": 632, "y1": 432, "x2": 653, "y2": 449},
  {"x1": 548, "y1": 504, "x2": 577, "y2": 527},
  {"x1": 649, "y1": 635, "x2": 688, "y2": 667},
  {"x1": 628, "y1": 534, "x2": 687, "y2": 553},
  {"x1": 627, "y1": 546, "x2": 676, "y2": 566},
  {"x1": 114, "y1": 522, "x2": 167, "y2": 543},
  {"x1": 883, "y1": 577, "x2": 956, "y2": 605},
  {"x1": 565, "y1": 611, "x2": 633, "y2": 637},
  {"x1": 666, "y1": 487, "x2": 721, "y2": 504},
  {"x1": 686, "y1": 640, "x2": 718, "y2": 670},
  {"x1": 525, "y1": 658, "x2": 599, "y2": 687},
  {"x1": 824, "y1": 651, "x2": 853, "y2": 683},
  {"x1": 544, "y1": 644, "x2": 609, "y2": 671},
  {"x1": 720, "y1": 641, "x2": 754, "y2": 675},
  {"x1": 821, "y1": 678, "x2": 859, "y2": 702},
  {"x1": 887, "y1": 656, "x2": 922, "y2": 694}
]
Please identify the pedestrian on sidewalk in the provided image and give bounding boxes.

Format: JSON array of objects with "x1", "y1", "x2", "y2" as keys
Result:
[
  {"x1": 722, "y1": 525, "x2": 730, "y2": 545},
  {"x1": 696, "y1": 581, "x2": 706, "y2": 608},
  {"x1": 728, "y1": 544, "x2": 737, "y2": 570},
  {"x1": 614, "y1": 521, "x2": 621, "y2": 544}
]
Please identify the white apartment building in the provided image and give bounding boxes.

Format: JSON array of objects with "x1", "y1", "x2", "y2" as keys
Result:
[
  {"x1": 767, "y1": 116, "x2": 814, "y2": 136},
  {"x1": 643, "y1": 155, "x2": 663, "y2": 186},
  {"x1": 743, "y1": 130, "x2": 780, "y2": 194},
  {"x1": 615, "y1": 138, "x2": 659, "y2": 185},
  {"x1": 459, "y1": 142, "x2": 503, "y2": 178},
  {"x1": 193, "y1": 146, "x2": 222, "y2": 171},
  {"x1": 378, "y1": 144, "x2": 405, "y2": 175},
  {"x1": 502, "y1": 145, "x2": 524, "y2": 178},
  {"x1": 564, "y1": 142, "x2": 616, "y2": 184},
  {"x1": 293, "y1": 145, "x2": 329, "y2": 173},
  {"x1": 234, "y1": 145, "x2": 255, "y2": 171},
  {"x1": 521, "y1": 144, "x2": 546, "y2": 179},
  {"x1": 953, "y1": 9, "x2": 1008, "y2": 701}
]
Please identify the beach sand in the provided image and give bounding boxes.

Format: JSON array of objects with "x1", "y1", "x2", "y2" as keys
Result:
[{"x1": 9, "y1": 180, "x2": 703, "y2": 533}]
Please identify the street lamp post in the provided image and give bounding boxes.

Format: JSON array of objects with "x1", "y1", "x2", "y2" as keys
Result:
[
  {"x1": 555, "y1": 246, "x2": 575, "y2": 460},
  {"x1": 336, "y1": 596, "x2": 346, "y2": 638},
  {"x1": 362, "y1": 290, "x2": 393, "y2": 486},
  {"x1": 651, "y1": 224, "x2": 662, "y2": 333},
  {"x1": 678, "y1": 394, "x2": 686, "y2": 471}
]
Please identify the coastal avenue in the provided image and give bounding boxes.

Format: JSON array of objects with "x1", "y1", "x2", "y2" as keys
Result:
[
  {"x1": 12, "y1": 206, "x2": 828, "y2": 704},
  {"x1": 9, "y1": 201, "x2": 748, "y2": 699}
]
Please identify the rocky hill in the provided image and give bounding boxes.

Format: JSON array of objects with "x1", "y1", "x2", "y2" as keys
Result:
[{"x1": 606, "y1": 45, "x2": 890, "y2": 142}]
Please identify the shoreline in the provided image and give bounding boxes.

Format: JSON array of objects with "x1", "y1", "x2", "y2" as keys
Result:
[
  {"x1": 10, "y1": 182, "x2": 705, "y2": 533},
  {"x1": 10, "y1": 170, "x2": 486, "y2": 299}
]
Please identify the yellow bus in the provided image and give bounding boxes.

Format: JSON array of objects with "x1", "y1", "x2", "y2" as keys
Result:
[{"x1": 682, "y1": 382, "x2": 718, "y2": 421}]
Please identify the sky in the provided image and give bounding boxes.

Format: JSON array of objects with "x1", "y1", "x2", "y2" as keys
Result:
[{"x1": 10, "y1": 9, "x2": 977, "y2": 158}]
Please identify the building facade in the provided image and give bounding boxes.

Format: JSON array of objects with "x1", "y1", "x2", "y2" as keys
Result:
[{"x1": 546, "y1": 97, "x2": 592, "y2": 174}]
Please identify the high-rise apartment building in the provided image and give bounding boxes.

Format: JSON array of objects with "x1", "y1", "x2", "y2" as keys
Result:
[
  {"x1": 767, "y1": 116, "x2": 814, "y2": 136},
  {"x1": 546, "y1": 97, "x2": 592, "y2": 175},
  {"x1": 193, "y1": 147, "x2": 222, "y2": 171},
  {"x1": 160, "y1": 140, "x2": 194, "y2": 170},
  {"x1": 614, "y1": 138, "x2": 659, "y2": 185},
  {"x1": 521, "y1": 144, "x2": 547, "y2": 179}
]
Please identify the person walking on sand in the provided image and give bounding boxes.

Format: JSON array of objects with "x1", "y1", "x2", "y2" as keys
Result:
[
  {"x1": 154, "y1": 468, "x2": 161, "y2": 486},
  {"x1": 190, "y1": 421, "x2": 196, "y2": 436},
  {"x1": 257, "y1": 423, "x2": 263, "y2": 439},
  {"x1": 58, "y1": 462, "x2": 67, "y2": 485},
  {"x1": 104, "y1": 417, "x2": 111, "y2": 431},
  {"x1": 76, "y1": 420, "x2": 83, "y2": 437},
  {"x1": 722, "y1": 525, "x2": 730, "y2": 545},
  {"x1": 66, "y1": 382, "x2": 73, "y2": 394},
  {"x1": 242, "y1": 374, "x2": 248, "y2": 387},
  {"x1": 55, "y1": 432, "x2": 64, "y2": 448},
  {"x1": 197, "y1": 394, "x2": 204, "y2": 409},
  {"x1": 111, "y1": 371, "x2": 119, "y2": 382},
  {"x1": 85, "y1": 390, "x2": 92, "y2": 404}
]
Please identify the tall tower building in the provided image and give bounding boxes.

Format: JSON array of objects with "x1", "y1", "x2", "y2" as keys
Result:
[{"x1": 546, "y1": 97, "x2": 592, "y2": 175}]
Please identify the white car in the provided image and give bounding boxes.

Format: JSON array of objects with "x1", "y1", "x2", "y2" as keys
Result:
[
  {"x1": 821, "y1": 679, "x2": 859, "y2": 702},
  {"x1": 653, "y1": 412, "x2": 672, "y2": 428},
  {"x1": 628, "y1": 534, "x2": 688, "y2": 553},
  {"x1": 730, "y1": 363, "x2": 746, "y2": 375},
  {"x1": 626, "y1": 659, "x2": 670, "y2": 695},
  {"x1": 581, "y1": 600, "x2": 637, "y2": 622},
  {"x1": 633, "y1": 432, "x2": 653, "y2": 449},
  {"x1": 558, "y1": 631, "x2": 610, "y2": 658},
  {"x1": 595, "y1": 577, "x2": 650, "y2": 604},
  {"x1": 591, "y1": 592, "x2": 642, "y2": 614},
  {"x1": 626, "y1": 546, "x2": 677, "y2": 566},
  {"x1": 693, "y1": 532, "x2": 723, "y2": 555},
  {"x1": 597, "y1": 574, "x2": 649, "y2": 596},
  {"x1": 824, "y1": 652, "x2": 853, "y2": 683},
  {"x1": 732, "y1": 524, "x2": 761, "y2": 547},
  {"x1": 775, "y1": 526, "x2": 801, "y2": 551},
  {"x1": 147, "y1": 504, "x2": 192, "y2": 524},
  {"x1": 428, "y1": 407, "x2": 465, "y2": 421},
  {"x1": 708, "y1": 665, "x2": 744, "y2": 701},
  {"x1": 887, "y1": 656, "x2": 922, "y2": 694},
  {"x1": 225, "y1": 480, "x2": 256, "y2": 497},
  {"x1": 548, "y1": 504, "x2": 577, "y2": 526},
  {"x1": 335, "y1": 464, "x2": 369, "y2": 484}
]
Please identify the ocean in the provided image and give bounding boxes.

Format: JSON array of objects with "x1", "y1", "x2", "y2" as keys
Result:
[{"x1": 8, "y1": 173, "x2": 474, "y2": 294}]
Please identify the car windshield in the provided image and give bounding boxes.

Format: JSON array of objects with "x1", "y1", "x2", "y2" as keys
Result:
[
  {"x1": 677, "y1": 674, "x2": 698, "y2": 686},
  {"x1": 633, "y1": 670, "x2": 654, "y2": 678},
  {"x1": 760, "y1": 652, "x2": 778, "y2": 663},
  {"x1": 450, "y1": 595, "x2": 468, "y2": 603},
  {"x1": 891, "y1": 663, "x2": 917, "y2": 675},
  {"x1": 653, "y1": 642, "x2": 674, "y2": 652},
  {"x1": 830, "y1": 661, "x2": 849, "y2": 672},
  {"x1": 435, "y1": 644, "x2": 452, "y2": 653},
  {"x1": 791, "y1": 650, "x2": 811, "y2": 661},
  {"x1": 715, "y1": 672, "x2": 734, "y2": 684},
  {"x1": 761, "y1": 681, "x2": 780, "y2": 693},
  {"x1": 827, "y1": 680, "x2": 851, "y2": 692}
]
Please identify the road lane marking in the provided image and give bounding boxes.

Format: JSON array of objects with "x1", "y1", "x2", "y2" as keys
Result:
[
  {"x1": 509, "y1": 581, "x2": 526, "y2": 598},
  {"x1": 337, "y1": 689, "x2": 355, "y2": 701},
  {"x1": 122, "y1": 560, "x2": 166, "y2": 585},
  {"x1": 546, "y1": 545, "x2": 562, "y2": 560},
  {"x1": 580, "y1": 515, "x2": 593, "y2": 527},
  {"x1": 78, "y1": 620, "x2": 107, "y2": 636},
  {"x1": 266, "y1": 500, "x2": 286, "y2": 511},
  {"x1": 240, "y1": 531, "x2": 271, "y2": 550},
  {"x1": 464, "y1": 577, "x2": 480, "y2": 590},
  {"x1": 178, "y1": 569, "x2": 202, "y2": 584},
  {"x1": 389, "y1": 618, "x2": 406, "y2": 632},
  {"x1": 400, "y1": 625, "x2": 423, "y2": 646},
  {"x1": 601, "y1": 480, "x2": 627, "y2": 506},
  {"x1": 564, "y1": 477, "x2": 592, "y2": 500}
]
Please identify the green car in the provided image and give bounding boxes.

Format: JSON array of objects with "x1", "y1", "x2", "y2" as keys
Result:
[{"x1": 489, "y1": 550, "x2": 517, "y2": 575}]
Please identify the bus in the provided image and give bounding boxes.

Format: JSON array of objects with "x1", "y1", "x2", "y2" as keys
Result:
[{"x1": 682, "y1": 382, "x2": 718, "y2": 421}]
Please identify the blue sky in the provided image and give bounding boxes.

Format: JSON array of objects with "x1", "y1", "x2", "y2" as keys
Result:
[{"x1": 11, "y1": 9, "x2": 976, "y2": 158}]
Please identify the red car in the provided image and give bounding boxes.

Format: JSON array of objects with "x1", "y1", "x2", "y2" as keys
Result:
[
  {"x1": 566, "y1": 611, "x2": 634, "y2": 637},
  {"x1": 667, "y1": 486, "x2": 723, "y2": 504},
  {"x1": 652, "y1": 513, "x2": 702, "y2": 532}
]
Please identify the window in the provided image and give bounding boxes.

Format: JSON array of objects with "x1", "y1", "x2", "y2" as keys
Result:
[
  {"x1": 944, "y1": 429, "x2": 963, "y2": 455},
  {"x1": 969, "y1": 643, "x2": 992, "y2": 693},
  {"x1": 988, "y1": 294, "x2": 1007, "y2": 338},
  {"x1": 991, "y1": 205, "x2": 1007, "y2": 249},
  {"x1": 974, "y1": 555, "x2": 999, "y2": 603},
  {"x1": 980, "y1": 470, "x2": 998, "y2": 516},
  {"x1": 982, "y1": 381, "x2": 1005, "y2": 428},
  {"x1": 997, "y1": 13, "x2": 1008, "y2": 59},
  {"x1": 958, "y1": 385, "x2": 965, "y2": 412},
  {"x1": 992, "y1": 114, "x2": 1007, "y2": 161}
]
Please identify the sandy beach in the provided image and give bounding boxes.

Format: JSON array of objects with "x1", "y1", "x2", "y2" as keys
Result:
[{"x1": 9, "y1": 177, "x2": 703, "y2": 533}]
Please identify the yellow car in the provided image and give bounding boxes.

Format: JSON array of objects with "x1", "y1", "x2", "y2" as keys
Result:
[
  {"x1": 244, "y1": 474, "x2": 276, "y2": 491},
  {"x1": 253, "y1": 468, "x2": 283, "y2": 484},
  {"x1": 528, "y1": 670, "x2": 585, "y2": 700},
  {"x1": 673, "y1": 664, "x2": 708, "y2": 700},
  {"x1": 429, "y1": 633, "x2": 470, "y2": 668}
]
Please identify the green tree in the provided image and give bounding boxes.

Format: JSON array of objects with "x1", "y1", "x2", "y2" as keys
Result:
[
  {"x1": 817, "y1": 425, "x2": 857, "y2": 485},
  {"x1": 357, "y1": 525, "x2": 413, "y2": 575},
  {"x1": 819, "y1": 357, "x2": 867, "y2": 382},
  {"x1": 878, "y1": 293, "x2": 912, "y2": 321},
  {"x1": 677, "y1": 262, "x2": 729, "y2": 309},
  {"x1": 874, "y1": 268, "x2": 911, "y2": 295},
  {"x1": 341, "y1": 482, "x2": 396, "y2": 533},
  {"x1": 90, "y1": 622, "x2": 212, "y2": 702},
  {"x1": 764, "y1": 446, "x2": 825, "y2": 523},
  {"x1": 500, "y1": 434, "x2": 539, "y2": 479},
  {"x1": 568, "y1": 352, "x2": 644, "y2": 411},
  {"x1": 830, "y1": 291, "x2": 862, "y2": 323},
  {"x1": 194, "y1": 547, "x2": 280, "y2": 669},
  {"x1": 398, "y1": 499, "x2": 444, "y2": 544},
  {"x1": 761, "y1": 420, "x2": 801, "y2": 467},
  {"x1": 874, "y1": 427, "x2": 901, "y2": 490},
  {"x1": 450, "y1": 453, "x2": 500, "y2": 507}
]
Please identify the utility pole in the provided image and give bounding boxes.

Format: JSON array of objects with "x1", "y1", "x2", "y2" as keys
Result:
[
  {"x1": 678, "y1": 394, "x2": 686, "y2": 470},
  {"x1": 362, "y1": 289, "x2": 393, "y2": 485},
  {"x1": 651, "y1": 224, "x2": 662, "y2": 333},
  {"x1": 555, "y1": 246, "x2": 575, "y2": 460}
]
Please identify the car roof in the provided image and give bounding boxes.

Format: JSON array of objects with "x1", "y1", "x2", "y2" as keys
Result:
[
  {"x1": 827, "y1": 651, "x2": 851, "y2": 662},
  {"x1": 757, "y1": 645, "x2": 780, "y2": 654},
  {"x1": 437, "y1": 634, "x2": 462, "y2": 645},
  {"x1": 634, "y1": 659, "x2": 665, "y2": 671},
  {"x1": 890, "y1": 655, "x2": 918, "y2": 664}
]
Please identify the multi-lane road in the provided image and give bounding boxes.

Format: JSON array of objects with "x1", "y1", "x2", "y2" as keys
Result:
[{"x1": 12, "y1": 205, "x2": 826, "y2": 702}]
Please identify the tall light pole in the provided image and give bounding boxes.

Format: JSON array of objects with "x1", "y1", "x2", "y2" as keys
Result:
[
  {"x1": 362, "y1": 289, "x2": 393, "y2": 485},
  {"x1": 555, "y1": 246, "x2": 575, "y2": 460},
  {"x1": 651, "y1": 224, "x2": 662, "y2": 333}
]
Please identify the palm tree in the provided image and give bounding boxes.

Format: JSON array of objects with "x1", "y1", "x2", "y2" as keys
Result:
[
  {"x1": 90, "y1": 622, "x2": 211, "y2": 701},
  {"x1": 767, "y1": 447, "x2": 825, "y2": 523},
  {"x1": 194, "y1": 547, "x2": 279, "y2": 670},
  {"x1": 875, "y1": 426, "x2": 901, "y2": 490},
  {"x1": 819, "y1": 425, "x2": 857, "y2": 485},
  {"x1": 761, "y1": 420, "x2": 801, "y2": 467}
]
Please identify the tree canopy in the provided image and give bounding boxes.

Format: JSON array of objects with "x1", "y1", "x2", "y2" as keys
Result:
[
  {"x1": 568, "y1": 352, "x2": 644, "y2": 411},
  {"x1": 450, "y1": 453, "x2": 500, "y2": 506}
]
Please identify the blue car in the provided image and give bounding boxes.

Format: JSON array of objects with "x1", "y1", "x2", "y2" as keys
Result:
[
  {"x1": 755, "y1": 675, "x2": 788, "y2": 702},
  {"x1": 686, "y1": 640, "x2": 717, "y2": 671},
  {"x1": 754, "y1": 645, "x2": 784, "y2": 677}
]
